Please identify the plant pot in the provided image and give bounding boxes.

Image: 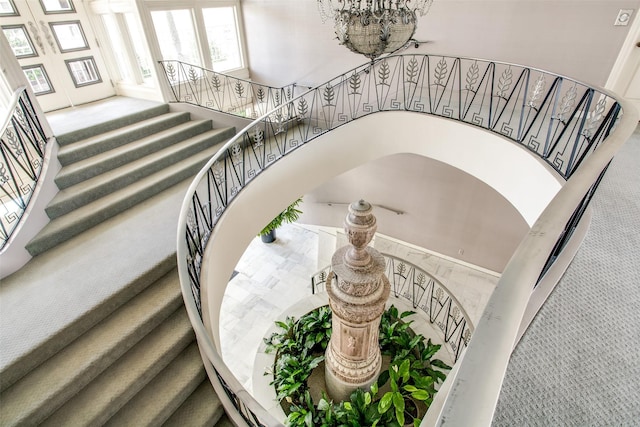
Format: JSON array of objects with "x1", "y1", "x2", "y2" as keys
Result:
[{"x1": 261, "y1": 229, "x2": 276, "y2": 243}]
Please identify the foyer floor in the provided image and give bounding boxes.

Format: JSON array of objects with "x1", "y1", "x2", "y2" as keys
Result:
[{"x1": 218, "y1": 223, "x2": 500, "y2": 392}]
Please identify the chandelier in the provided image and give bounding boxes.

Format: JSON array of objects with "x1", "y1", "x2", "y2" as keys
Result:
[{"x1": 317, "y1": 0, "x2": 433, "y2": 60}]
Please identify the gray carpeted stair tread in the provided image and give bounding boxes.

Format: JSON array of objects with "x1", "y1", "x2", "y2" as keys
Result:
[
  {"x1": 26, "y1": 142, "x2": 226, "y2": 256},
  {"x1": 57, "y1": 111, "x2": 191, "y2": 165},
  {"x1": 54, "y1": 119, "x2": 217, "y2": 190},
  {"x1": 0, "y1": 179, "x2": 190, "y2": 391},
  {"x1": 215, "y1": 415, "x2": 235, "y2": 427},
  {"x1": 162, "y1": 379, "x2": 225, "y2": 427},
  {"x1": 40, "y1": 308, "x2": 194, "y2": 427},
  {"x1": 54, "y1": 103, "x2": 169, "y2": 146},
  {"x1": 47, "y1": 127, "x2": 235, "y2": 219},
  {"x1": 0, "y1": 269, "x2": 183, "y2": 425},
  {"x1": 104, "y1": 343, "x2": 206, "y2": 427}
]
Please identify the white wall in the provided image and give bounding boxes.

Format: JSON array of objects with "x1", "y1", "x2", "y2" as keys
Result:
[
  {"x1": 301, "y1": 153, "x2": 530, "y2": 272},
  {"x1": 242, "y1": 0, "x2": 636, "y2": 88}
]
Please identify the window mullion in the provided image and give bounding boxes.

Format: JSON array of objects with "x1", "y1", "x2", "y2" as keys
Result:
[{"x1": 192, "y1": 7, "x2": 212, "y2": 70}]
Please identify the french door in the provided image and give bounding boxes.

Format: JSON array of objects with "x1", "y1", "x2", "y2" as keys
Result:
[{"x1": 1, "y1": 0, "x2": 114, "y2": 112}]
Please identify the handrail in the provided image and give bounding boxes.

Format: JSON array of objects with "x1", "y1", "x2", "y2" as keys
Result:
[
  {"x1": 312, "y1": 252, "x2": 474, "y2": 362},
  {"x1": 0, "y1": 86, "x2": 49, "y2": 249},
  {"x1": 158, "y1": 60, "x2": 298, "y2": 120},
  {"x1": 175, "y1": 54, "x2": 633, "y2": 425}
]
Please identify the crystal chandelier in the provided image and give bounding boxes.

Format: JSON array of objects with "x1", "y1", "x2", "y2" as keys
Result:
[{"x1": 317, "y1": 0, "x2": 433, "y2": 60}]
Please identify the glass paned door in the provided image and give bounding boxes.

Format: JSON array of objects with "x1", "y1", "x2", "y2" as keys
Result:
[{"x1": 1, "y1": 0, "x2": 114, "y2": 111}]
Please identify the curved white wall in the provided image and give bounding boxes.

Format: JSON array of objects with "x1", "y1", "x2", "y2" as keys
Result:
[{"x1": 199, "y1": 111, "x2": 562, "y2": 346}]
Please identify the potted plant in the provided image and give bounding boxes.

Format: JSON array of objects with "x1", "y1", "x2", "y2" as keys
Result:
[{"x1": 258, "y1": 197, "x2": 303, "y2": 243}]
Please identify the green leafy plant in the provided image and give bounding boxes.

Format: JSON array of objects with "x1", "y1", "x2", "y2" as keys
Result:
[
  {"x1": 268, "y1": 305, "x2": 451, "y2": 426},
  {"x1": 259, "y1": 197, "x2": 303, "y2": 237},
  {"x1": 265, "y1": 306, "x2": 332, "y2": 407},
  {"x1": 272, "y1": 352, "x2": 324, "y2": 402},
  {"x1": 377, "y1": 359, "x2": 434, "y2": 426}
]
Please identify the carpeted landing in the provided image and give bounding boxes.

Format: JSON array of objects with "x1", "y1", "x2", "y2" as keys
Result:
[{"x1": 493, "y1": 127, "x2": 640, "y2": 426}]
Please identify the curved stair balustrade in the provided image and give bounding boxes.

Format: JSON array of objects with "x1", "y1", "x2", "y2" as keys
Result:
[
  {"x1": 0, "y1": 87, "x2": 50, "y2": 250},
  {"x1": 158, "y1": 60, "x2": 298, "y2": 120},
  {"x1": 176, "y1": 54, "x2": 634, "y2": 426},
  {"x1": 312, "y1": 253, "x2": 473, "y2": 362}
]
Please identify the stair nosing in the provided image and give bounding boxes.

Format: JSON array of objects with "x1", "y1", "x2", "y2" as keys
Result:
[
  {"x1": 27, "y1": 143, "x2": 225, "y2": 256},
  {"x1": 0, "y1": 254, "x2": 177, "y2": 393},
  {"x1": 57, "y1": 111, "x2": 192, "y2": 165},
  {"x1": 55, "y1": 104, "x2": 170, "y2": 146},
  {"x1": 104, "y1": 343, "x2": 205, "y2": 427},
  {"x1": 47, "y1": 127, "x2": 234, "y2": 219},
  {"x1": 40, "y1": 308, "x2": 195, "y2": 427},
  {"x1": 162, "y1": 379, "x2": 225, "y2": 427},
  {"x1": 0, "y1": 270, "x2": 183, "y2": 425},
  {"x1": 54, "y1": 120, "x2": 221, "y2": 190}
]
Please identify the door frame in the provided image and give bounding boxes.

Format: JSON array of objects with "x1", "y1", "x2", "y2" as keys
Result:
[{"x1": 605, "y1": 11, "x2": 640, "y2": 96}]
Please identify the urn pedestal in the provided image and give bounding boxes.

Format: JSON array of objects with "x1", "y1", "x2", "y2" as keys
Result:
[{"x1": 324, "y1": 200, "x2": 390, "y2": 402}]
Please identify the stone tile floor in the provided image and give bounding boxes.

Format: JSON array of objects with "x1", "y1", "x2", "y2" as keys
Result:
[{"x1": 219, "y1": 223, "x2": 500, "y2": 393}]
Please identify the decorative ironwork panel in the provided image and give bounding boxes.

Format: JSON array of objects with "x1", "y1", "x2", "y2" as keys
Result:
[{"x1": 0, "y1": 88, "x2": 48, "y2": 249}]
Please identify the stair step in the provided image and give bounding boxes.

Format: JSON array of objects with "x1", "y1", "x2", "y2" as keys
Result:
[
  {"x1": 47, "y1": 127, "x2": 235, "y2": 219},
  {"x1": 105, "y1": 343, "x2": 206, "y2": 426},
  {"x1": 54, "y1": 119, "x2": 216, "y2": 190},
  {"x1": 0, "y1": 269, "x2": 182, "y2": 425},
  {"x1": 40, "y1": 307, "x2": 194, "y2": 426},
  {"x1": 57, "y1": 111, "x2": 191, "y2": 166},
  {"x1": 216, "y1": 415, "x2": 235, "y2": 427},
  {"x1": 162, "y1": 379, "x2": 225, "y2": 427},
  {"x1": 0, "y1": 253, "x2": 177, "y2": 393},
  {"x1": 26, "y1": 142, "x2": 226, "y2": 256},
  {"x1": 54, "y1": 103, "x2": 170, "y2": 146}
]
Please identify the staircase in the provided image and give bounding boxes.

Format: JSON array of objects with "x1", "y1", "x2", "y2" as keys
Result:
[{"x1": 0, "y1": 99, "x2": 235, "y2": 426}]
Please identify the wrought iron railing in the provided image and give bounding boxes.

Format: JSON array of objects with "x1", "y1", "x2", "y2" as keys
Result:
[
  {"x1": 175, "y1": 54, "x2": 632, "y2": 426},
  {"x1": 0, "y1": 87, "x2": 49, "y2": 249},
  {"x1": 312, "y1": 253, "x2": 473, "y2": 362},
  {"x1": 158, "y1": 60, "x2": 298, "y2": 120}
]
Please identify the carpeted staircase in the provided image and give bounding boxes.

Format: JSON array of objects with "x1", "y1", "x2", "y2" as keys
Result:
[{"x1": 0, "y1": 99, "x2": 235, "y2": 426}]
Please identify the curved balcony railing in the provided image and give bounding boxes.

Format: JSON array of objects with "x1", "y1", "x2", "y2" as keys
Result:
[
  {"x1": 158, "y1": 60, "x2": 298, "y2": 120},
  {"x1": 312, "y1": 252, "x2": 474, "y2": 362},
  {"x1": 0, "y1": 87, "x2": 49, "y2": 250},
  {"x1": 175, "y1": 54, "x2": 633, "y2": 426}
]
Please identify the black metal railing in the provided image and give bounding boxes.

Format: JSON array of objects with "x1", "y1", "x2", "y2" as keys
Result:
[
  {"x1": 312, "y1": 253, "x2": 473, "y2": 362},
  {"x1": 175, "y1": 54, "x2": 630, "y2": 426},
  {"x1": 0, "y1": 87, "x2": 49, "y2": 249},
  {"x1": 158, "y1": 60, "x2": 298, "y2": 120},
  {"x1": 180, "y1": 54, "x2": 621, "y2": 316}
]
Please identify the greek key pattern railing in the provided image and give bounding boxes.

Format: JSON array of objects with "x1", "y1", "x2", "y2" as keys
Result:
[
  {"x1": 0, "y1": 87, "x2": 48, "y2": 249},
  {"x1": 159, "y1": 60, "x2": 297, "y2": 120},
  {"x1": 176, "y1": 54, "x2": 625, "y2": 426},
  {"x1": 182, "y1": 54, "x2": 621, "y2": 315},
  {"x1": 311, "y1": 253, "x2": 473, "y2": 362}
]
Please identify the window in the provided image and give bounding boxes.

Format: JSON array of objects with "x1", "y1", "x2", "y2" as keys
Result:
[
  {"x1": 2, "y1": 25, "x2": 37, "y2": 57},
  {"x1": 151, "y1": 9, "x2": 201, "y2": 66},
  {"x1": 50, "y1": 20, "x2": 88, "y2": 52},
  {"x1": 124, "y1": 13, "x2": 152, "y2": 81},
  {"x1": 65, "y1": 57, "x2": 101, "y2": 87},
  {"x1": 101, "y1": 14, "x2": 132, "y2": 82},
  {"x1": 0, "y1": 0, "x2": 17, "y2": 16},
  {"x1": 39, "y1": 0, "x2": 75, "y2": 14},
  {"x1": 202, "y1": 7, "x2": 242, "y2": 72},
  {"x1": 22, "y1": 65, "x2": 54, "y2": 94},
  {"x1": 147, "y1": 2, "x2": 247, "y2": 74}
]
